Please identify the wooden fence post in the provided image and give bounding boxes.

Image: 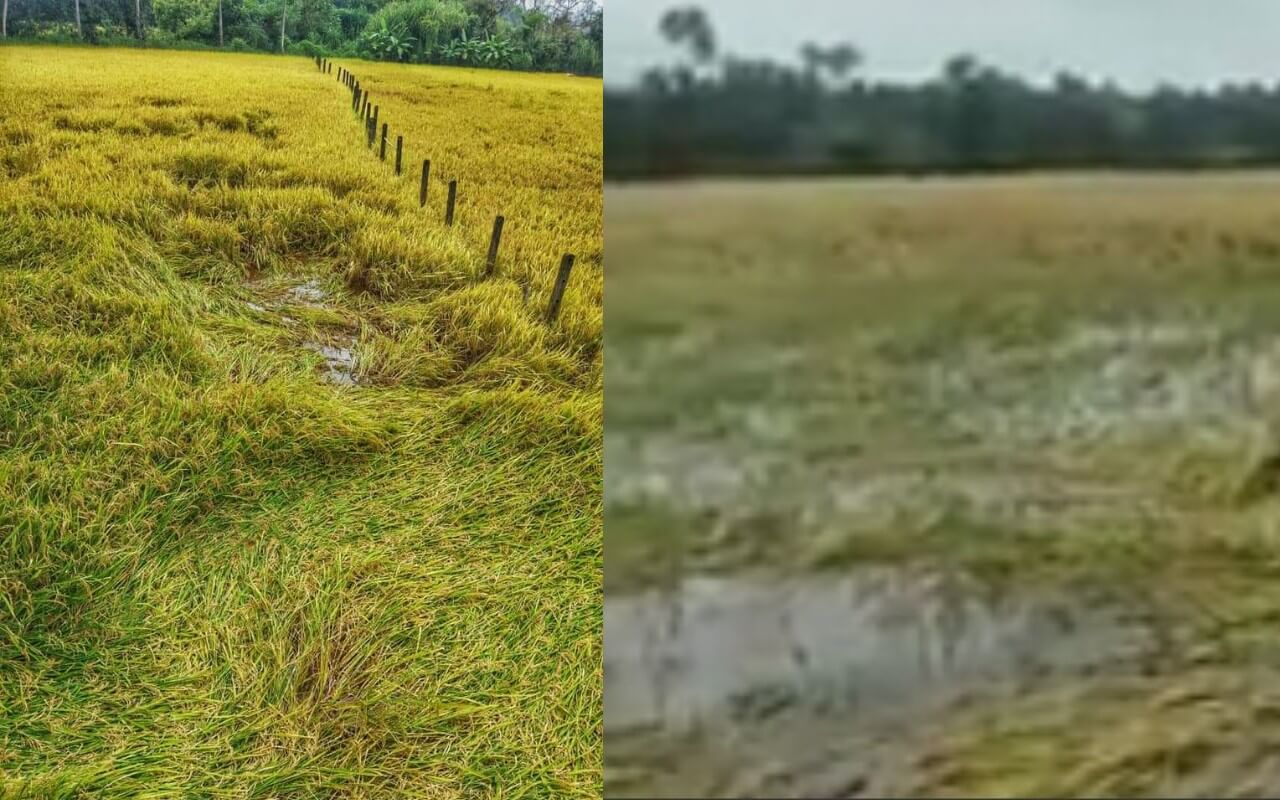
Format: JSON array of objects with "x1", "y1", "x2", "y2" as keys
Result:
[
  {"x1": 379, "y1": 123, "x2": 388, "y2": 160},
  {"x1": 545, "y1": 254, "x2": 576, "y2": 324},
  {"x1": 485, "y1": 215, "x2": 504, "y2": 276},
  {"x1": 419, "y1": 159, "x2": 430, "y2": 207},
  {"x1": 395, "y1": 135, "x2": 403, "y2": 175},
  {"x1": 445, "y1": 180, "x2": 457, "y2": 226}
]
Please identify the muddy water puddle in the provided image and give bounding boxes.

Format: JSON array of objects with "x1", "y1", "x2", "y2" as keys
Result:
[
  {"x1": 302, "y1": 340, "x2": 357, "y2": 385},
  {"x1": 606, "y1": 567, "x2": 1160, "y2": 797},
  {"x1": 283, "y1": 279, "x2": 328, "y2": 306},
  {"x1": 606, "y1": 568, "x2": 1154, "y2": 736},
  {"x1": 240, "y1": 277, "x2": 360, "y2": 386}
]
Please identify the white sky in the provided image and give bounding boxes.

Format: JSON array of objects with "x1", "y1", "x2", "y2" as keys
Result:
[{"x1": 606, "y1": 1, "x2": 1280, "y2": 91}]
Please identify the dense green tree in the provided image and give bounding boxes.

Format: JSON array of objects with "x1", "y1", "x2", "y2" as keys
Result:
[{"x1": 0, "y1": 0, "x2": 599, "y2": 73}]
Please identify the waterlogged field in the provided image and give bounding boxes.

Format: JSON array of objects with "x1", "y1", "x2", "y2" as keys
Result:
[
  {"x1": 0, "y1": 46, "x2": 601, "y2": 796},
  {"x1": 606, "y1": 175, "x2": 1280, "y2": 797}
]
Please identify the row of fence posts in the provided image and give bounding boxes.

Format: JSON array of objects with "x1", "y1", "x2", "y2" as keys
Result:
[{"x1": 316, "y1": 56, "x2": 577, "y2": 325}]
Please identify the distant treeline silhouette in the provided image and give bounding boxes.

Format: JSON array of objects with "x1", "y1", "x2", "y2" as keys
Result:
[{"x1": 606, "y1": 6, "x2": 1280, "y2": 178}]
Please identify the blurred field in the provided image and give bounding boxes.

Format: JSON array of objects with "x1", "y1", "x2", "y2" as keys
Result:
[
  {"x1": 0, "y1": 46, "x2": 600, "y2": 796},
  {"x1": 606, "y1": 174, "x2": 1280, "y2": 797}
]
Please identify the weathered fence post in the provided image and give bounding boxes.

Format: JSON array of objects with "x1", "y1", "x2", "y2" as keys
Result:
[
  {"x1": 545, "y1": 254, "x2": 576, "y2": 324},
  {"x1": 367, "y1": 117, "x2": 375, "y2": 148},
  {"x1": 379, "y1": 123, "x2": 388, "y2": 160},
  {"x1": 419, "y1": 159, "x2": 430, "y2": 207},
  {"x1": 445, "y1": 180, "x2": 457, "y2": 226},
  {"x1": 395, "y1": 136, "x2": 403, "y2": 175},
  {"x1": 485, "y1": 216, "x2": 505, "y2": 276}
]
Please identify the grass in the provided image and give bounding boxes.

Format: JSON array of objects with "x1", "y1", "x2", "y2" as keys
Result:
[
  {"x1": 0, "y1": 45, "x2": 601, "y2": 797},
  {"x1": 605, "y1": 173, "x2": 1280, "y2": 795}
]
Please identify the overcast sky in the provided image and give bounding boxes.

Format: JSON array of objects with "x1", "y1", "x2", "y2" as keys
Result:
[{"x1": 606, "y1": 1, "x2": 1280, "y2": 91}]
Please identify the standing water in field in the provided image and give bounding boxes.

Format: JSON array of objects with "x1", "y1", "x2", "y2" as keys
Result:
[
  {"x1": 605, "y1": 568, "x2": 1155, "y2": 735},
  {"x1": 605, "y1": 173, "x2": 1280, "y2": 797},
  {"x1": 604, "y1": 567, "x2": 1161, "y2": 797}
]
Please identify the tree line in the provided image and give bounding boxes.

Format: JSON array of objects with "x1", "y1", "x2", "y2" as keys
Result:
[
  {"x1": 0, "y1": 0, "x2": 601, "y2": 75},
  {"x1": 607, "y1": 6, "x2": 1280, "y2": 177}
]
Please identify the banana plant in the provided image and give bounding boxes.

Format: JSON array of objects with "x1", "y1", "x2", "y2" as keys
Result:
[
  {"x1": 441, "y1": 30, "x2": 482, "y2": 65},
  {"x1": 478, "y1": 35, "x2": 515, "y2": 68},
  {"x1": 361, "y1": 24, "x2": 417, "y2": 62}
]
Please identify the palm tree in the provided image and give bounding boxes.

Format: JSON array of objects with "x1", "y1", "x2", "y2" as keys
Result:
[
  {"x1": 658, "y1": 6, "x2": 715, "y2": 64},
  {"x1": 134, "y1": 0, "x2": 144, "y2": 39},
  {"x1": 279, "y1": 0, "x2": 286, "y2": 52},
  {"x1": 218, "y1": 0, "x2": 223, "y2": 46},
  {"x1": 3, "y1": 0, "x2": 8, "y2": 39},
  {"x1": 944, "y1": 54, "x2": 979, "y2": 87},
  {"x1": 800, "y1": 42, "x2": 862, "y2": 88},
  {"x1": 799, "y1": 42, "x2": 823, "y2": 87},
  {"x1": 74, "y1": 0, "x2": 82, "y2": 38},
  {"x1": 824, "y1": 43, "x2": 862, "y2": 86}
]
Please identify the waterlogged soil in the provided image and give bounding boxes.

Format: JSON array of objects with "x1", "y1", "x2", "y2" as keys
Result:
[
  {"x1": 606, "y1": 311, "x2": 1280, "y2": 796},
  {"x1": 604, "y1": 567, "x2": 1163, "y2": 797},
  {"x1": 244, "y1": 276, "x2": 360, "y2": 386},
  {"x1": 283, "y1": 279, "x2": 329, "y2": 306},
  {"x1": 605, "y1": 316, "x2": 1280, "y2": 575},
  {"x1": 301, "y1": 340, "x2": 357, "y2": 385}
]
